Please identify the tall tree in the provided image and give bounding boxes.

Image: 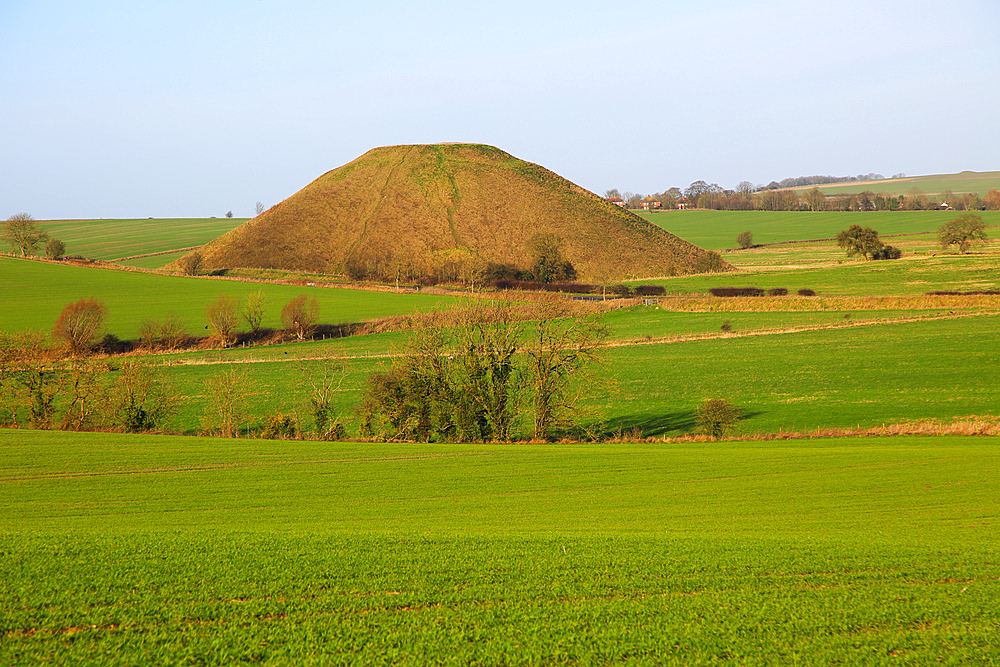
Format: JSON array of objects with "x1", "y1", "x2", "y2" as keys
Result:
[
  {"x1": 836, "y1": 224, "x2": 884, "y2": 260},
  {"x1": 3, "y1": 213, "x2": 48, "y2": 256},
  {"x1": 939, "y1": 213, "x2": 988, "y2": 254}
]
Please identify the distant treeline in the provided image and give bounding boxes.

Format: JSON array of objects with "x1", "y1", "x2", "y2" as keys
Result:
[
  {"x1": 760, "y1": 173, "x2": 896, "y2": 190},
  {"x1": 608, "y1": 183, "x2": 1000, "y2": 213}
]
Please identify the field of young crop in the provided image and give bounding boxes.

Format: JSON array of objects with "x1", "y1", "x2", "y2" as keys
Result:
[
  {"x1": 35, "y1": 218, "x2": 246, "y2": 260},
  {"x1": 2, "y1": 430, "x2": 997, "y2": 664},
  {"x1": 787, "y1": 170, "x2": 1000, "y2": 197},
  {"x1": 0, "y1": 257, "x2": 456, "y2": 339},
  {"x1": 649, "y1": 253, "x2": 1000, "y2": 296},
  {"x1": 645, "y1": 209, "x2": 1000, "y2": 251}
]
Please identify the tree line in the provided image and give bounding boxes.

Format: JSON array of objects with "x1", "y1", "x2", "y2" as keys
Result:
[{"x1": 606, "y1": 185, "x2": 1000, "y2": 213}]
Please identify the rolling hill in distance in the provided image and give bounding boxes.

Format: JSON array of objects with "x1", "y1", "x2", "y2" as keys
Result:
[
  {"x1": 782, "y1": 170, "x2": 1000, "y2": 197},
  {"x1": 175, "y1": 143, "x2": 727, "y2": 282}
]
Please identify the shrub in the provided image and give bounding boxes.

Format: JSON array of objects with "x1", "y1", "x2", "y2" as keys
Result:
[
  {"x1": 634, "y1": 285, "x2": 666, "y2": 296},
  {"x1": 695, "y1": 398, "x2": 741, "y2": 439},
  {"x1": 797, "y1": 289, "x2": 817, "y2": 296},
  {"x1": 767, "y1": 288, "x2": 788, "y2": 296},
  {"x1": 52, "y1": 298, "x2": 107, "y2": 355},
  {"x1": 206, "y1": 294, "x2": 240, "y2": 347},
  {"x1": 736, "y1": 230, "x2": 754, "y2": 249},
  {"x1": 694, "y1": 251, "x2": 726, "y2": 273},
  {"x1": 177, "y1": 251, "x2": 204, "y2": 276},
  {"x1": 709, "y1": 287, "x2": 765, "y2": 297},
  {"x1": 261, "y1": 412, "x2": 298, "y2": 440},
  {"x1": 281, "y1": 295, "x2": 320, "y2": 340},
  {"x1": 871, "y1": 245, "x2": 902, "y2": 260},
  {"x1": 45, "y1": 238, "x2": 66, "y2": 259}
]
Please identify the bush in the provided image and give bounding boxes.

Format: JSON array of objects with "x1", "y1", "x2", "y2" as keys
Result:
[
  {"x1": 177, "y1": 251, "x2": 204, "y2": 276},
  {"x1": 708, "y1": 287, "x2": 765, "y2": 297},
  {"x1": 871, "y1": 245, "x2": 902, "y2": 260},
  {"x1": 694, "y1": 251, "x2": 726, "y2": 273},
  {"x1": 797, "y1": 289, "x2": 817, "y2": 296},
  {"x1": 695, "y1": 398, "x2": 741, "y2": 439},
  {"x1": 206, "y1": 294, "x2": 240, "y2": 348},
  {"x1": 634, "y1": 285, "x2": 666, "y2": 297},
  {"x1": 45, "y1": 238, "x2": 66, "y2": 259},
  {"x1": 736, "y1": 230, "x2": 754, "y2": 249},
  {"x1": 282, "y1": 295, "x2": 320, "y2": 340},
  {"x1": 52, "y1": 298, "x2": 107, "y2": 355},
  {"x1": 261, "y1": 412, "x2": 298, "y2": 440},
  {"x1": 767, "y1": 288, "x2": 788, "y2": 296}
]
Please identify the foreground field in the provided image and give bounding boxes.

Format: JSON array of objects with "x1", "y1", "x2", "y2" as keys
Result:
[{"x1": 1, "y1": 430, "x2": 997, "y2": 664}]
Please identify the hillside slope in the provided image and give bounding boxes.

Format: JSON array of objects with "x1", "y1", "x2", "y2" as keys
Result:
[{"x1": 178, "y1": 144, "x2": 726, "y2": 281}]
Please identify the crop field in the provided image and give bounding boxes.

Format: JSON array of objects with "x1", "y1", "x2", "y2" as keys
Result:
[
  {"x1": 0, "y1": 257, "x2": 456, "y2": 339},
  {"x1": 1, "y1": 430, "x2": 998, "y2": 664},
  {"x1": 786, "y1": 170, "x2": 1000, "y2": 197},
  {"x1": 644, "y1": 209, "x2": 1000, "y2": 251},
  {"x1": 650, "y1": 253, "x2": 1000, "y2": 296},
  {"x1": 35, "y1": 218, "x2": 246, "y2": 261}
]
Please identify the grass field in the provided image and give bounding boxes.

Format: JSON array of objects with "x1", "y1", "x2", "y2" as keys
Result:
[
  {"x1": 785, "y1": 170, "x2": 1000, "y2": 197},
  {"x1": 644, "y1": 209, "x2": 1000, "y2": 251},
  {"x1": 2, "y1": 430, "x2": 998, "y2": 664},
  {"x1": 0, "y1": 257, "x2": 455, "y2": 339},
  {"x1": 35, "y1": 218, "x2": 246, "y2": 261}
]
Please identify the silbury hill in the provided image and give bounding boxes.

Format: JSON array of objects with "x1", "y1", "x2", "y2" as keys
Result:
[{"x1": 176, "y1": 143, "x2": 727, "y2": 282}]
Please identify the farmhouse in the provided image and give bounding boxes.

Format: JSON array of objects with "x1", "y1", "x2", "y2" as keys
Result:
[
  {"x1": 676, "y1": 196, "x2": 691, "y2": 209},
  {"x1": 606, "y1": 196, "x2": 626, "y2": 207},
  {"x1": 640, "y1": 196, "x2": 661, "y2": 211}
]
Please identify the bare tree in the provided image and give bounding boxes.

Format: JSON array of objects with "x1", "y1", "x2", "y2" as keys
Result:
[
  {"x1": 526, "y1": 310, "x2": 606, "y2": 440},
  {"x1": 3, "y1": 213, "x2": 49, "y2": 256},
  {"x1": 104, "y1": 359, "x2": 179, "y2": 432},
  {"x1": 298, "y1": 359, "x2": 347, "y2": 438},
  {"x1": 255, "y1": 201, "x2": 266, "y2": 216},
  {"x1": 241, "y1": 289, "x2": 269, "y2": 336},
  {"x1": 201, "y1": 366, "x2": 254, "y2": 437},
  {"x1": 281, "y1": 295, "x2": 320, "y2": 340},
  {"x1": 52, "y1": 298, "x2": 108, "y2": 356},
  {"x1": 207, "y1": 294, "x2": 240, "y2": 347},
  {"x1": 178, "y1": 251, "x2": 203, "y2": 276}
]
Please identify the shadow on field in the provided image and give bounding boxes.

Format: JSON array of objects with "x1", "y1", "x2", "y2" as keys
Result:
[{"x1": 599, "y1": 410, "x2": 765, "y2": 438}]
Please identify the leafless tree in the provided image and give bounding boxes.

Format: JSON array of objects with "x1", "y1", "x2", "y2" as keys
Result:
[
  {"x1": 281, "y1": 295, "x2": 320, "y2": 340},
  {"x1": 52, "y1": 298, "x2": 108, "y2": 356},
  {"x1": 207, "y1": 294, "x2": 240, "y2": 347}
]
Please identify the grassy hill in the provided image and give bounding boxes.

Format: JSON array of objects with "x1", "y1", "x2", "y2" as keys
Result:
[
  {"x1": 178, "y1": 144, "x2": 725, "y2": 281},
  {"x1": 784, "y1": 170, "x2": 1000, "y2": 197}
]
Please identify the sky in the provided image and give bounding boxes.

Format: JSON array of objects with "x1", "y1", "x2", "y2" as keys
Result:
[{"x1": 1, "y1": 0, "x2": 998, "y2": 219}]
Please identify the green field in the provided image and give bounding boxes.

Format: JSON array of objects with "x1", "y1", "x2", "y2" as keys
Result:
[
  {"x1": 35, "y1": 218, "x2": 246, "y2": 261},
  {"x1": 2, "y1": 430, "x2": 997, "y2": 664},
  {"x1": 787, "y1": 170, "x2": 1000, "y2": 197},
  {"x1": 0, "y1": 257, "x2": 455, "y2": 339},
  {"x1": 644, "y1": 209, "x2": 1000, "y2": 251}
]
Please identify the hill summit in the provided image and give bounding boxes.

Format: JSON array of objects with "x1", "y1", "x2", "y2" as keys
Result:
[{"x1": 180, "y1": 144, "x2": 728, "y2": 282}]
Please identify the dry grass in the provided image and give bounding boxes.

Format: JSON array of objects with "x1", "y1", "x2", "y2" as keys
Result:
[
  {"x1": 645, "y1": 294, "x2": 1000, "y2": 312},
  {"x1": 171, "y1": 144, "x2": 730, "y2": 282}
]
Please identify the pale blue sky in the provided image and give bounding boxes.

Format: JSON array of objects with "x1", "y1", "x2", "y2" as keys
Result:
[{"x1": 2, "y1": 0, "x2": 998, "y2": 219}]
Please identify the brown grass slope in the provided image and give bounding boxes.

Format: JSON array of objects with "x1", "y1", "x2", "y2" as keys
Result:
[{"x1": 177, "y1": 144, "x2": 729, "y2": 281}]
